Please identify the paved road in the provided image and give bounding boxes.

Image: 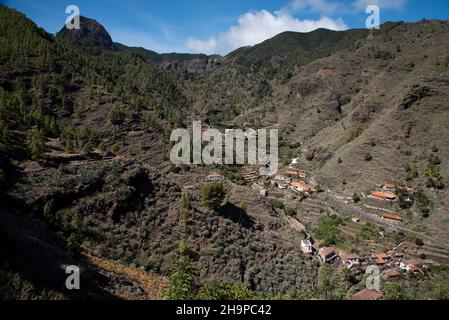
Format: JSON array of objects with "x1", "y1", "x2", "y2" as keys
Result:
[{"x1": 322, "y1": 191, "x2": 449, "y2": 251}]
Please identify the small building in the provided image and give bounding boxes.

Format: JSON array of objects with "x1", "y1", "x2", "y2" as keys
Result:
[
  {"x1": 274, "y1": 175, "x2": 292, "y2": 183},
  {"x1": 371, "y1": 191, "x2": 399, "y2": 201},
  {"x1": 351, "y1": 289, "x2": 383, "y2": 301},
  {"x1": 318, "y1": 247, "x2": 337, "y2": 263},
  {"x1": 271, "y1": 176, "x2": 292, "y2": 189},
  {"x1": 301, "y1": 240, "x2": 313, "y2": 255},
  {"x1": 399, "y1": 261, "x2": 421, "y2": 273},
  {"x1": 372, "y1": 252, "x2": 390, "y2": 265},
  {"x1": 380, "y1": 213, "x2": 403, "y2": 223},
  {"x1": 291, "y1": 182, "x2": 317, "y2": 194},
  {"x1": 205, "y1": 173, "x2": 225, "y2": 182},
  {"x1": 340, "y1": 252, "x2": 361, "y2": 269},
  {"x1": 382, "y1": 268, "x2": 400, "y2": 278},
  {"x1": 286, "y1": 170, "x2": 307, "y2": 178},
  {"x1": 260, "y1": 189, "x2": 267, "y2": 197},
  {"x1": 352, "y1": 217, "x2": 360, "y2": 223}
]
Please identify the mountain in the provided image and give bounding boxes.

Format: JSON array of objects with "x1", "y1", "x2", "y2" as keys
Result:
[
  {"x1": 2, "y1": 3, "x2": 449, "y2": 300},
  {"x1": 57, "y1": 16, "x2": 115, "y2": 50}
]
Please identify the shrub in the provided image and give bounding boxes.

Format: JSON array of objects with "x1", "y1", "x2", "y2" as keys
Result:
[
  {"x1": 26, "y1": 128, "x2": 46, "y2": 160},
  {"x1": 107, "y1": 106, "x2": 126, "y2": 125},
  {"x1": 347, "y1": 127, "x2": 364, "y2": 143},
  {"x1": 373, "y1": 50, "x2": 394, "y2": 60},
  {"x1": 165, "y1": 256, "x2": 197, "y2": 300},
  {"x1": 200, "y1": 182, "x2": 229, "y2": 209},
  {"x1": 364, "y1": 153, "x2": 373, "y2": 161},
  {"x1": 284, "y1": 207, "x2": 296, "y2": 217},
  {"x1": 352, "y1": 193, "x2": 361, "y2": 203},
  {"x1": 197, "y1": 281, "x2": 258, "y2": 300},
  {"x1": 111, "y1": 143, "x2": 120, "y2": 154},
  {"x1": 415, "y1": 238, "x2": 424, "y2": 247}
]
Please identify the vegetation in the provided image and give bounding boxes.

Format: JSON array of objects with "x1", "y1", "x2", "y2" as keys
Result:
[
  {"x1": 26, "y1": 128, "x2": 46, "y2": 160},
  {"x1": 314, "y1": 215, "x2": 345, "y2": 247},
  {"x1": 197, "y1": 281, "x2": 259, "y2": 300},
  {"x1": 200, "y1": 182, "x2": 229, "y2": 209},
  {"x1": 347, "y1": 127, "x2": 364, "y2": 143},
  {"x1": 165, "y1": 255, "x2": 197, "y2": 300}
]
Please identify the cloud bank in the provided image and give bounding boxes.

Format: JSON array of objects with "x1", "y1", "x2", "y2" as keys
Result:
[{"x1": 186, "y1": 10, "x2": 347, "y2": 55}]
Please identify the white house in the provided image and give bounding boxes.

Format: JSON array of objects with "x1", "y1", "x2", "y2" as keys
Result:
[
  {"x1": 340, "y1": 253, "x2": 361, "y2": 269},
  {"x1": 301, "y1": 240, "x2": 313, "y2": 254}
]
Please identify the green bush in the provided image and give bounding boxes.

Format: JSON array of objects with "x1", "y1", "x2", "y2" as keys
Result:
[
  {"x1": 165, "y1": 256, "x2": 197, "y2": 300},
  {"x1": 197, "y1": 281, "x2": 259, "y2": 300},
  {"x1": 200, "y1": 182, "x2": 229, "y2": 209},
  {"x1": 26, "y1": 128, "x2": 46, "y2": 160},
  {"x1": 415, "y1": 238, "x2": 424, "y2": 247},
  {"x1": 107, "y1": 106, "x2": 127, "y2": 125}
]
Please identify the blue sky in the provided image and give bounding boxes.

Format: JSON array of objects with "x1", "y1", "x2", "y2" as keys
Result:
[{"x1": 4, "y1": 0, "x2": 449, "y2": 55}]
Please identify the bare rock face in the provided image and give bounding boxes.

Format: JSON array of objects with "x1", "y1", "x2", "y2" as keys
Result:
[{"x1": 57, "y1": 16, "x2": 114, "y2": 50}]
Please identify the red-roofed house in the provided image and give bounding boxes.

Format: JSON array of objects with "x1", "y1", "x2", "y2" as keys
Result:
[
  {"x1": 318, "y1": 247, "x2": 337, "y2": 263},
  {"x1": 351, "y1": 289, "x2": 383, "y2": 301}
]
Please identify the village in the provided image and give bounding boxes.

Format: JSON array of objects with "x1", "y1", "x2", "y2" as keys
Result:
[{"x1": 198, "y1": 146, "x2": 449, "y2": 300}]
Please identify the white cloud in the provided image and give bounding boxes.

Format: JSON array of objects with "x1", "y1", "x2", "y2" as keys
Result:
[{"x1": 186, "y1": 10, "x2": 347, "y2": 55}]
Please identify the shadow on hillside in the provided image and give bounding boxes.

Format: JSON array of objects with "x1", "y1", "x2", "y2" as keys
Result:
[{"x1": 217, "y1": 203, "x2": 256, "y2": 229}]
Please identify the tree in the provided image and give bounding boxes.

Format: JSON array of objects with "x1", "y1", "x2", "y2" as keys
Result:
[
  {"x1": 415, "y1": 238, "x2": 424, "y2": 247},
  {"x1": 352, "y1": 193, "x2": 361, "y2": 203},
  {"x1": 165, "y1": 256, "x2": 197, "y2": 300},
  {"x1": 107, "y1": 106, "x2": 126, "y2": 125},
  {"x1": 26, "y1": 128, "x2": 45, "y2": 160},
  {"x1": 111, "y1": 143, "x2": 120, "y2": 155},
  {"x1": 197, "y1": 281, "x2": 258, "y2": 300},
  {"x1": 200, "y1": 182, "x2": 228, "y2": 209},
  {"x1": 314, "y1": 265, "x2": 348, "y2": 300},
  {"x1": 43, "y1": 200, "x2": 55, "y2": 225}
]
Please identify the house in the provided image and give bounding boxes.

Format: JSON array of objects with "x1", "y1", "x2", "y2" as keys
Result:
[
  {"x1": 318, "y1": 247, "x2": 337, "y2": 263},
  {"x1": 301, "y1": 240, "x2": 313, "y2": 254},
  {"x1": 372, "y1": 252, "x2": 390, "y2": 265},
  {"x1": 271, "y1": 176, "x2": 292, "y2": 189},
  {"x1": 351, "y1": 289, "x2": 383, "y2": 301},
  {"x1": 399, "y1": 261, "x2": 421, "y2": 273},
  {"x1": 339, "y1": 252, "x2": 361, "y2": 269},
  {"x1": 380, "y1": 213, "x2": 403, "y2": 223},
  {"x1": 290, "y1": 158, "x2": 300, "y2": 165},
  {"x1": 371, "y1": 191, "x2": 399, "y2": 201},
  {"x1": 291, "y1": 182, "x2": 317, "y2": 194},
  {"x1": 382, "y1": 268, "x2": 400, "y2": 278},
  {"x1": 286, "y1": 170, "x2": 307, "y2": 178},
  {"x1": 271, "y1": 180, "x2": 289, "y2": 189},
  {"x1": 274, "y1": 175, "x2": 292, "y2": 183},
  {"x1": 383, "y1": 183, "x2": 397, "y2": 193},
  {"x1": 205, "y1": 173, "x2": 225, "y2": 182}
]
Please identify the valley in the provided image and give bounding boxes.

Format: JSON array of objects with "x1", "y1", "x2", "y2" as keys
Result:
[{"x1": 1, "y1": 4, "x2": 449, "y2": 300}]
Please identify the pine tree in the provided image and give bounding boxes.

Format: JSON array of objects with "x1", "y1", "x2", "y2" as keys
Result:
[
  {"x1": 164, "y1": 255, "x2": 197, "y2": 300},
  {"x1": 26, "y1": 128, "x2": 45, "y2": 160}
]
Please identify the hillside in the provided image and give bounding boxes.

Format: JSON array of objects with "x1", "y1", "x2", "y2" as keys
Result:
[{"x1": 1, "y1": 3, "x2": 449, "y2": 300}]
